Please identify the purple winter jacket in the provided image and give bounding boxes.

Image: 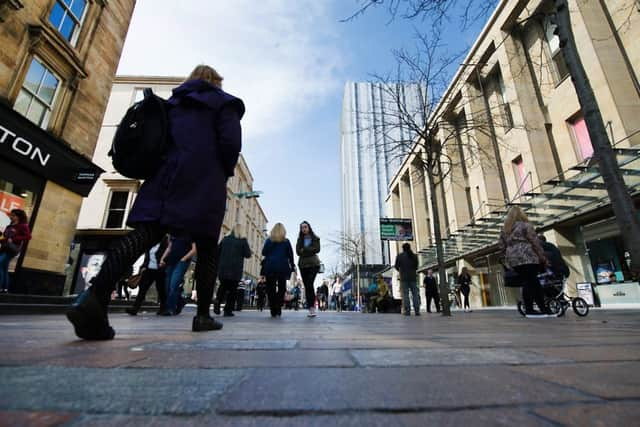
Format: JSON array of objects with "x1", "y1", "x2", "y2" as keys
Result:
[{"x1": 127, "y1": 79, "x2": 245, "y2": 239}]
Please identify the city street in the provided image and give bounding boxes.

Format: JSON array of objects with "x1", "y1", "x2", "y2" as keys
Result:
[{"x1": 0, "y1": 308, "x2": 639, "y2": 426}]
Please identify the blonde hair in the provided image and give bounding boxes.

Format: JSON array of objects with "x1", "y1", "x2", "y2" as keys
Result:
[
  {"x1": 269, "y1": 223, "x2": 287, "y2": 243},
  {"x1": 187, "y1": 64, "x2": 223, "y2": 88},
  {"x1": 229, "y1": 224, "x2": 243, "y2": 239},
  {"x1": 503, "y1": 206, "x2": 529, "y2": 234}
]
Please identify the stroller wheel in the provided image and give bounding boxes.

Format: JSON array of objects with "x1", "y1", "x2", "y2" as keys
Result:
[
  {"x1": 572, "y1": 297, "x2": 589, "y2": 316},
  {"x1": 547, "y1": 299, "x2": 563, "y2": 316}
]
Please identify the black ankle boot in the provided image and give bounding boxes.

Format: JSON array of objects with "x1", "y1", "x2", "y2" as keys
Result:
[
  {"x1": 192, "y1": 315, "x2": 223, "y2": 332},
  {"x1": 66, "y1": 288, "x2": 115, "y2": 340}
]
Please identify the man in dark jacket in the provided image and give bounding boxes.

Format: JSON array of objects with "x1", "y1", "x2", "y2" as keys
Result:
[
  {"x1": 215, "y1": 227, "x2": 251, "y2": 317},
  {"x1": 126, "y1": 235, "x2": 169, "y2": 316},
  {"x1": 67, "y1": 65, "x2": 244, "y2": 339},
  {"x1": 394, "y1": 243, "x2": 421, "y2": 316},
  {"x1": 423, "y1": 269, "x2": 440, "y2": 313}
]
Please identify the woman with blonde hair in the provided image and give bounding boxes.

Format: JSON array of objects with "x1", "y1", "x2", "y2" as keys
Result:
[
  {"x1": 500, "y1": 206, "x2": 550, "y2": 317},
  {"x1": 262, "y1": 223, "x2": 295, "y2": 317},
  {"x1": 67, "y1": 64, "x2": 245, "y2": 338}
]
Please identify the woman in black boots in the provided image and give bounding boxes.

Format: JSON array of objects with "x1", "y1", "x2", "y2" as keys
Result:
[
  {"x1": 66, "y1": 64, "x2": 245, "y2": 339},
  {"x1": 296, "y1": 221, "x2": 321, "y2": 317}
]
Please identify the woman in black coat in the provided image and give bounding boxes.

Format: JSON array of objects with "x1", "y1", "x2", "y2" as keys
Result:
[
  {"x1": 262, "y1": 223, "x2": 295, "y2": 318},
  {"x1": 296, "y1": 221, "x2": 321, "y2": 317},
  {"x1": 67, "y1": 64, "x2": 245, "y2": 340},
  {"x1": 457, "y1": 267, "x2": 472, "y2": 312}
]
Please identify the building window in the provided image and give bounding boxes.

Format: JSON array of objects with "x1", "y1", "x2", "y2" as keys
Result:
[
  {"x1": 569, "y1": 115, "x2": 594, "y2": 161},
  {"x1": 497, "y1": 73, "x2": 513, "y2": 130},
  {"x1": 544, "y1": 16, "x2": 570, "y2": 82},
  {"x1": 104, "y1": 190, "x2": 129, "y2": 229},
  {"x1": 13, "y1": 58, "x2": 60, "y2": 129},
  {"x1": 512, "y1": 156, "x2": 530, "y2": 195},
  {"x1": 48, "y1": 0, "x2": 87, "y2": 45}
]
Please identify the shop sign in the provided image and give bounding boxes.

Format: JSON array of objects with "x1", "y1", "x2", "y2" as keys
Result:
[
  {"x1": 380, "y1": 218, "x2": 413, "y2": 241},
  {"x1": 0, "y1": 102, "x2": 102, "y2": 196},
  {"x1": 0, "y1": 190, "x2": 25, "y2": 215},
  {"x1": 576, "y1": 282, "x2": 594, "y2": 305}
]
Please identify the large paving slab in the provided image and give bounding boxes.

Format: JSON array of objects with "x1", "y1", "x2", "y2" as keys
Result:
[
  {"x1": 0, "y1": 308, "x2": 639, "y2": 425},
  {"x1": 511, "y1": 361, "x2": 640, "y2": 399},
  {"x1": 0, "y1": 366, "x2": 245, "y2": 415},
  {"x1": 65, "y1": 408, "x2": 552, "y2": 427},
  {"x1": 351, "y1": 348, "x2": 569, "y2": 366},
  {"x1": 215, "y1": 366, "x2": 596, "y2": 414}
]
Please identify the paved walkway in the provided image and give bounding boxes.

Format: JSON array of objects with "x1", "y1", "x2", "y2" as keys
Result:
[{"x1": 0, "y1": 307, "x2": 639, "y2": 426}]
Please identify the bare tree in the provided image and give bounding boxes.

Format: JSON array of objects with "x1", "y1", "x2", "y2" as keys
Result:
[
  {"x1": 327, "y1": 230, "x2": 370, "y2": 305},
  {"x1": 349, "y1": 0, "x2": 640, "y2": 280},
  {"x1": 349, "y1": 23, "x2": 524, "y2": 316}
]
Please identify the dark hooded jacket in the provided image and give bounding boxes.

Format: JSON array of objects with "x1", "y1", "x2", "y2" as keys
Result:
[
  {"x1": 217, "y1": 233, "x2": 252, "y2": 281},
  {"x1": 127, "y1": 79, "x2": 245, "y2": 238}
]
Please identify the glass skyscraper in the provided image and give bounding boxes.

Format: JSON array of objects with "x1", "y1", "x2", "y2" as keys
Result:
[{"x1": 340, "y1": 81, "x2": 425, "y2": 265}]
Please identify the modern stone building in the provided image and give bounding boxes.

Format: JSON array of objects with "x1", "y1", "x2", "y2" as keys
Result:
[
  {"x1": 341, "y1": 82, "x2": 425, "y2": 267},
  {"x1": 0, "y1": 0, "x2": 136, "y2": 294},
  {"x1": 386, "y1": 0, "x2": 640, "y2": 308},
  {"x1": 73, "y1": 76, "x2": 267, "y2": 295}
]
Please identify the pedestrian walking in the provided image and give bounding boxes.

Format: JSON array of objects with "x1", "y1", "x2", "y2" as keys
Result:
[
  {"x1": 0, "y1": 209, "x2": 31, "y2": 293},
  {"x1": 394, "y1": 243, "x2": 421, "y2": 316},
  {"x1": 296, "y1": 221, "x2": 321, "y2": 318},
  {"x1": 423, "y1": 269, "x2": 441, "y2": 313},
  {"x1": 262, "y1": 223, "x2": 295, "y2": 318},
  {"x1": 215, "y1": 225, "x2": 251, "y2": 317},
  {"x1": 457, "y1": 267, "x2": 472, "y2": 312},
  {"x1": 332, "y1": 276, "x2": 343, "y2": 312},
  {"x1": 499, "y1": 206, "x2": 551, "y2": 317},
  {"x1": 66, "y1": 64, "x2": 245, "y2": 339},
  {"x1": 256, "y1": 276, "x2": 267, "y2": 312},
  {"x1": 161, "y1": 236, "x2": 195, "y2": 315},
  {"x1": 126, "y1": 236, "x2": 169, "y2": 315},
  {"x1": 318, "y1": 280, "x2": 329, "y2": 311}
]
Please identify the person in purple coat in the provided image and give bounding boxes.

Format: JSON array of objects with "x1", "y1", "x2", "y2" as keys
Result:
[{"x1": 67, "y1": 64, "x2": 245, "y2": 340}]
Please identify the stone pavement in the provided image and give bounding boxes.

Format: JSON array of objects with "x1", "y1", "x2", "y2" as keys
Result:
[{"x1": 0, "y1": 307, "x2": 639, "y2": 426}]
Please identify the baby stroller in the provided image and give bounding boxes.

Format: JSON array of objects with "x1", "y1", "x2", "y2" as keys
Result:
[{"x1": 517, "y1": 269, "x2": 589, "y2": 317}]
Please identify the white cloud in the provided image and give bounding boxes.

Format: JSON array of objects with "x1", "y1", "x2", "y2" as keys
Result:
[{"x1": 117, "y1": 0, "x2": 345, "y2": 139}]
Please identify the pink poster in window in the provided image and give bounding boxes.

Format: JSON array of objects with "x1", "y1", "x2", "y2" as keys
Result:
[{"x1": 572, "y1": 117, "x2": 593, "y2": 160}]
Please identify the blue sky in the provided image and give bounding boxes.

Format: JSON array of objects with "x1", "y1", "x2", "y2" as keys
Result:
[{"x1": 116, "y1": 0, "x2": 484, "y2": 273}]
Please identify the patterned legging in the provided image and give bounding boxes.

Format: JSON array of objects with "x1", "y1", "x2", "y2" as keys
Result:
[{"x1": 91, "y1": 222, "x2": 218, "y2": 317}]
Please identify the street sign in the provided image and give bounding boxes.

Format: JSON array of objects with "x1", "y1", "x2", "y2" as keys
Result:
[{"x1": 380, "y1": 218, "x2": 413, "y2": 241}]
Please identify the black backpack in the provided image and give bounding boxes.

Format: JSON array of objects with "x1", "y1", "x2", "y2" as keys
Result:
[{"x1": 109, "y1": 88, "x2": 171, "y2": 179}]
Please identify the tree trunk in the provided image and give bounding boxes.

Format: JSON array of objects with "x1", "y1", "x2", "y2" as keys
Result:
[
  {"x1": 555, "y1": 0, "x2": 640, "y2": 277},
  {"x1": 426, "y1": 164, "x2": 451, "y2": 316}
]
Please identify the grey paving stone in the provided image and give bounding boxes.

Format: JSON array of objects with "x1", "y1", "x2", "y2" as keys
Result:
[
  {"x1": 0, "y1": 366, "x2": 245, "y2": 415},
  {"x1": 511, "y1": 361, "x2": 640, "y2": 399},
  {"x1": 531, "y1": 401, "x2": 640, "y2": 426},
  {"x1": 126, "y1": 349, "x2": 355, "y2": 368},
  {"x1": 528, "y1": 344, "x2": 640, "y2": 362},
  {"x1": 216, "y1": 366, "x2": 595, "y2": 413},
  {"x1": 141, "y1": 340, "x2": 298, "y2": 350},
  {"x1": 298, "y1": 339, "x2": 448, "y2": 349},
  {"x1": 351, "y1": 348, "x2": 570, "y2": 366},
  {"x1": 69, "y1": 409, "x2": 552, "y2": 427}
]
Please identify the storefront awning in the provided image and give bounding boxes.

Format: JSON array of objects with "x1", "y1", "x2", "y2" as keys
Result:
[{"x1": 418, "y1": 148, "x2": 640, "y2": 270}]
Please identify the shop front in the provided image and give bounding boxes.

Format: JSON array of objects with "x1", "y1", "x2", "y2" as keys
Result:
[
  {"x1": 0, "y1": 102, "x2": 101, "y2": 295},
  {"x1": 581, "y1": 216, "x2": 640, "y2": 305}
]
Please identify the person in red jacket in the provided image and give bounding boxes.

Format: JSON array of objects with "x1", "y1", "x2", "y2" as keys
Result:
[{"x1": 0, "y1": 209, "x2": 32, "y2": 292}]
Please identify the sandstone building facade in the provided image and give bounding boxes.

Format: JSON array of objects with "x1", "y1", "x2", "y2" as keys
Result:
[
  {"x1": 0, "y1": 0, "x2": 136, "y2": 294},
  {"x1": 387, "y1": 0, "x2": 640, "y2": 308}
]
